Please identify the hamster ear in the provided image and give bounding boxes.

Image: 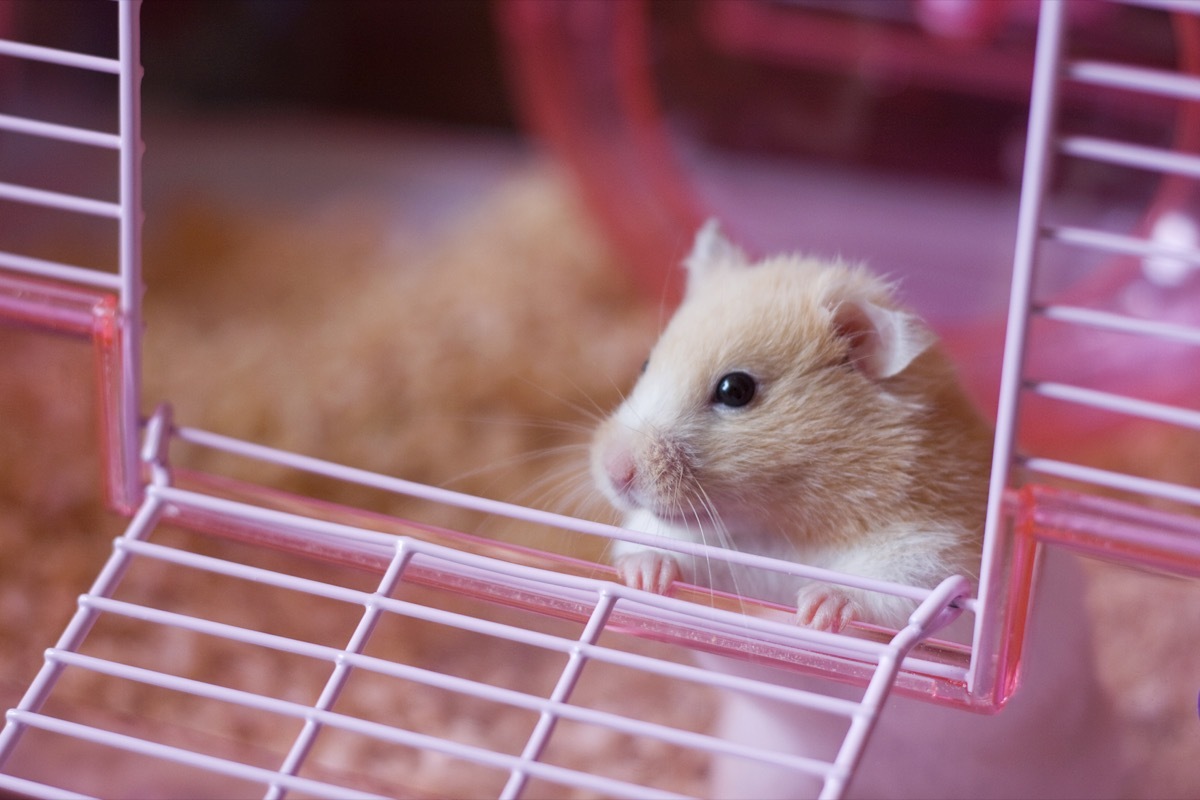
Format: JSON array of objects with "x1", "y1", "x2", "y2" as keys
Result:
[
  {"x1": 832, "y1": 299, "x2": 936, "y2": 380},
  {"x1": 683, "y1": 219, "x2": 747, "y2": 293}
]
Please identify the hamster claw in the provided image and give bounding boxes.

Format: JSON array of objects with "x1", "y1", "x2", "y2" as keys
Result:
[
  {"x1": 795, "y1": 585, "x2": 860, "y2": 633},
  {"x1": 614, "y1": 552, "x2": 681, "y2": 595}
]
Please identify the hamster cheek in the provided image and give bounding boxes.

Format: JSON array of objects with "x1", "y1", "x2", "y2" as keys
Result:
[{"x1": 614, "y1": 551, "x2": 681, "y2": 595}]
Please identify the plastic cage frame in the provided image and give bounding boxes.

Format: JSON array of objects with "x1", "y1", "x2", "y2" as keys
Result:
[{"x1": 0, "y1": 0, "x2": 1198, "y2": 797}]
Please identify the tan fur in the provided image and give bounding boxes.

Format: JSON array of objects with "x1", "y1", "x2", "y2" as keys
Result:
[{"x1": 592, "y1": 223, "x2": 993, "y2": 630}]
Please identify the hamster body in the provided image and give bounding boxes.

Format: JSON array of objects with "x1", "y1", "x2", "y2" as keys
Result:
[
  {"x1": 588, "y1": 223, "x2": 1123, "y2": 799},
  {"x1": 591, "y1": 221, "x2": 993, "y2": 630}
]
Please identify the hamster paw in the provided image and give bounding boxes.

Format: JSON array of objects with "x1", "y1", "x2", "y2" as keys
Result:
[
  {"x1": 795, "y1": 585, "x2": 861, "y2": 633},
  {"x1": 614, "y1": 552, "x2": 681, "y2": 595}
]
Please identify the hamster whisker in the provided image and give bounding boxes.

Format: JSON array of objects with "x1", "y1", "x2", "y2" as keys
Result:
[
  {"x1": 514, "y1": 373, "x2": 615, "y2": 427},
  {"x1": 689, "y1": 483, "x2": 758, "y2": 612},
  {"x1": 602, "y1": 370, "x2": 636, "y2": 407},
  {"x1": 685, "y1": 488, "x2": 747, "y2": 607},
  {"x1": 519, "y1": 462, "x2": 603, "y2": 520},
  {"x1": 519, "y1": 454, "x2": 615, "y2": 525},
  {"x1": 458, "y1": 456, "x2": 612, "y2": 561},
  {"x1": 683, "y1": 495, "x2": 722, "y2": 608},
  {"x1": 439, "y1": 442, "x2": 589, "y2": 500},
  {"x1": 417, "y1": 409, "x2": 598, "y2": 441}
]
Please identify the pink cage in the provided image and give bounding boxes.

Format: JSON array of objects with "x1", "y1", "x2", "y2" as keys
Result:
[{"x1": 1, "y1": 0, "x2": 1198, "y2": 797}]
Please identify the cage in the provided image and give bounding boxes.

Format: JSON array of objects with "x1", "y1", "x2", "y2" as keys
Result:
[{"x1": 0, "y1": 0, "x2": 1198, "y2": 798}]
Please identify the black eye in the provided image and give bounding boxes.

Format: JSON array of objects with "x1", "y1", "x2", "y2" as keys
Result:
[{"x1": 712, "y1": 371, "x2": 757, "y2": 408}]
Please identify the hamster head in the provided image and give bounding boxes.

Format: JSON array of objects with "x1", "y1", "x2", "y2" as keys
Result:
[{"x1": 591, "y1": 220, "x2": 965, "y2": 548}]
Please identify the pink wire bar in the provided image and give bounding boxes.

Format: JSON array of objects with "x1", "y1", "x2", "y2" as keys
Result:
[
  {"x1": 1060, "y1": 135, "x2": 1200, "y2": 180},
  {"x1": 1066, "y1": 59, "x2": 1200, "y2": 102},
  {"x1": 820, "y1": 575, "x2": 970, "y2": 800},
  {"x1": 1045, "y1": 225, "x2": 1200, "y2": 271},
  {"x1": 116, "y1": 0, "x2": 145, "y2": 511},
  {"x1": 1027, "y1": 381, "x2": 1200, "y2": 429},
  {"x1": 0, "y1": 182, "x2": 121, "y2": 218},
  {"x1": 0, "y1": 112, "x2": 122, "y2": 149},
  {"x1": 1021, "y1": 457, "x2": 1200, "y2": 508},
  {"x1": 0, "y1": 38, "x2": 121, "y2": 74},
  {"x1": 0, "y1": 251, "x2": 123, "y2": 293},
  {"x1": 1036, "y1": 300, "x2": 1200, "y2": 345}
]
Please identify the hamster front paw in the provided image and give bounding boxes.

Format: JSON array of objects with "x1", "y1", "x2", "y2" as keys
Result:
[
  {"x1": 614, "y1": 551, "x2": 681, "y2": 595},
  {"x1": 795, "y1": 584, "x2": 861, "y2": 633}
]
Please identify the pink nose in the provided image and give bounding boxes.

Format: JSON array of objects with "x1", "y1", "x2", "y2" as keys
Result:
[{"x1": 602, "y1": 444, "x2": 637, "y2": 495}]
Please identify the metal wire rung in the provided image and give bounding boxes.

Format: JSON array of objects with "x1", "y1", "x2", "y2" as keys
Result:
[
  {"x1": 1026, "y1": 380, "x2": 1200, "y2": 430},
  {"x1": 1059, "y1": 135, "x2": 1200, "y2": 180},
  {"x1": 1021, "y1": 456, "x2": 1200, "y2": 508},
  {"x1": 0, "y1": 112, "x2": 121, "y2": 149},
  {"x1": 1065, "y1": 58, "x2": 1200, "y2": 102},
  {"x1": 0, "y1": 181, "x2": 122, "y2": 219},
  {"x1": 0, "y1": 38, "x2": 121, "y2": 74},
  {"x1": 1032, "y1": 303, "x2": 1200, "y2": 347},
  {"x1": 1045, "y1": 224, "x2": 1200, "y2": 268},
  {"x1": 0, "y1": 250, "x2": 121, "y2": 291}
]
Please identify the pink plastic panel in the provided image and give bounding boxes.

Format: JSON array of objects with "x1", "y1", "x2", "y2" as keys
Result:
[{"x1": 0, "y1": 266, "x2": 136, "y2": 516}]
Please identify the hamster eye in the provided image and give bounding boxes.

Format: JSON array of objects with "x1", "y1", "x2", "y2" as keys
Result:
[{"x1": 712, "y1": 371, "x2": 757, "y2": 408}]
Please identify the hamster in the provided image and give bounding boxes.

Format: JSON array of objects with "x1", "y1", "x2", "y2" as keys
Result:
[
  {"x1": 589, "y1": 222, "x2": 1124, "y2": 800},
  {"x1": 591, "y1": 220, "x2": 993, "y2": 631}
]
